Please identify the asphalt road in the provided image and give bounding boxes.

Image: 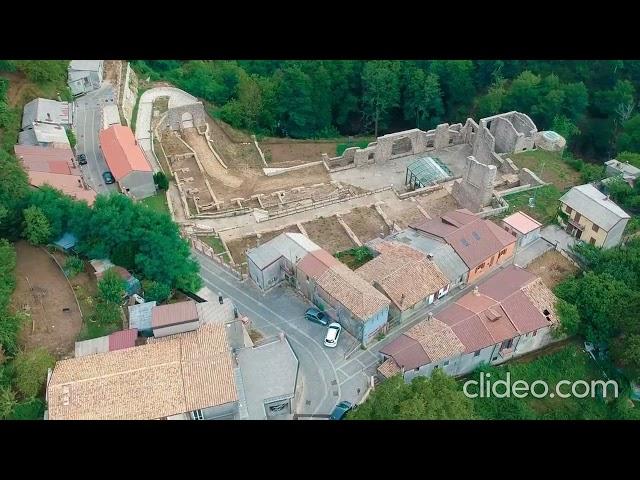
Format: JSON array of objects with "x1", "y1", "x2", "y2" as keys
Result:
[
  {"x1": 193, "y1": 250, "x2": 376, "y2": 416},
  {"x1": 73, "y1": 84, "x2": 118, "y2": 195}
]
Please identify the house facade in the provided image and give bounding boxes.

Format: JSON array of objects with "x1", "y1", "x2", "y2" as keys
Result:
[
  {"x1": 99, "y1": 125, "x2": 156, "y2": 200},
  {"x1": 378, "y1": 266, "x2": 560, "y2": 382},
  {"x1": 411, "y1": 209, "x2": 516, "y2": 283},
  {"x1": 558, "y1": 183, "x2": 630, "y2": 248}
]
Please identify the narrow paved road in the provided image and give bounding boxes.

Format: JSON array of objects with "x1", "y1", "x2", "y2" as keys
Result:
[
  {"x1": 193, "y1": 249, "x2": 368, "y2": 416},
  {"x1": 73, "y1": 84, "x2": 118, "y2": 195}
]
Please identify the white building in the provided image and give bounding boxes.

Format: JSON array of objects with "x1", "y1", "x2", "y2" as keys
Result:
[{"x1": 68, "y1": 60, "x2": 104, "y2": 96}]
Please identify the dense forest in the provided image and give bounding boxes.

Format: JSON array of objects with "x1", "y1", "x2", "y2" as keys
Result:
[{"x1": 132, "y1": 60, "x2": 640, "y2": 160}]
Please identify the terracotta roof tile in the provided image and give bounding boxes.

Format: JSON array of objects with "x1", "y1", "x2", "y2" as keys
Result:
[
  {"x1": 99, "y1": 125, "x2": 152, "y2": 180},
  {"x1": 404, "y1": 319, "x2": 464, "y2": 362},
  {"x1": 378, "y1": 358, "x2": 401, "y2": 378},
  {"x1": 47, "y1": 324, "x2": 236, "y2": 420},
  {"x1": 152, "y1": 300, "x2": 199, "y2": 328}
]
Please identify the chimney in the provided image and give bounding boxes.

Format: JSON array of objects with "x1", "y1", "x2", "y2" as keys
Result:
[
  {"x1": 473, "y1": 286, "x2": 479, "y2": 296},
  {"x1": 427, "y1": 253, "x2": 434, "y2": 260},
  {"x1": 399, "y1": 293, "x2": 405, "y2": 307}
]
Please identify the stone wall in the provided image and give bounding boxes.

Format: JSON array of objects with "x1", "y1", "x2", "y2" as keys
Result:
[
  {"x1": 451, "y1": 155, "x2": 497, "y2": 212},
  {"x1": 166, "y1": 103, "x2": 207, "y2": 131}
]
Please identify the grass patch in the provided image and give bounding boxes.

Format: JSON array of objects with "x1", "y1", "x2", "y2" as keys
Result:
[
  {"x1": 200, "y1": 236, "x2": 230, "y2": 263},
  {"x1": 130, "y1": 87, "x2": 149, "y2": 132},
  {"x1": 336, "y1": 139, "x2": 373, "y2": 156},
  {"x1": 510, "y1": 150, "x2": 582, "y2": 190},
  {"x1": 140, "y1": 193, "x2": 170, "y2": 215},
  {"x1": 465, "y1": 344, "x2": 638, "y2": 420},
  {"x1": 500, "y1": 185, "x2": 562, "y2": 224},
  {"x1": 76, "y1": 317, "x2": 121, "y2": 341},
  {"x1": 335, "y1": 246, "x2": 374, "y2": 270}
]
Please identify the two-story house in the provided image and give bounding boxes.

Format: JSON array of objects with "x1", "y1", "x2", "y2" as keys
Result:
[{"x1": 558, "y1": 183, "x2": 630, "y2": 248}]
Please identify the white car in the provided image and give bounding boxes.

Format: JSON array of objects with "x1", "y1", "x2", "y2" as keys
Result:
[{"x1": 324, "y1": 322, "x2": 342, "y2": 348}]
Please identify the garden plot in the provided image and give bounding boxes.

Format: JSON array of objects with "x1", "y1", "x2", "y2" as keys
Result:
[
  {"x1": 342, "y1": 207, "x2": 390, "y2": 244},
  {"x1": 302, "y1": 216, "x2": 355, "y2": 254},
  {"x1": 226, "y1": 224, "x2": 301, "y2": 265},
  {"x1": 12, "y1": 242, "x2": 84, "y2": 359}
]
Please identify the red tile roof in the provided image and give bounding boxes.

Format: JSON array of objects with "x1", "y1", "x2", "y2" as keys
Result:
[
  {"x1": 380, "y1": 334, "x2": 430, "y2": 371},
  {"x1": 27, "y1": 171, "x2": 97, "y2": 205},
  {"x1": 411, "y1": 209, "x2": 516, "y2": 269},
  {"x1": 502, "y1": 211, "x2": 542, "y2": 235},
  {"x1": 109, "y1": 329, "x2": 138, "y2": 351},
  {"x1": 99, "y1": 125, "x2": 152, "y2": 181},
  {"x1": 14, "y1": 145, "x2": 75, "y2": 166},
  {"x1": 297, "y1": 249, "x2": 339, "y2": 279},
  {"x1": 152, "y1": 300, "x2": 199, "y2": 328}
]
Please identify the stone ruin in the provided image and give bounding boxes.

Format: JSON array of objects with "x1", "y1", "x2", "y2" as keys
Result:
[
  {"x1": 162, "y1": 102, "x2": 207, "y2": 132},
  {"x1": 323, "y1": 111, "x2": 543, "y2": 213}
]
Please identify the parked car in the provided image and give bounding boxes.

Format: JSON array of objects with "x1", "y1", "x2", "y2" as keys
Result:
[
  {"x1": 324, "y1": 322, "x2": 342, "y2": 348},
  {"x1": 77, "y1": 153, "x2": 87, "y2": 165},
  {"x1": 329, "y1": 400, "x2": 353, "y2": 420},
  {"x1": 102, "y1": 171, "x2": 115, "y2": 184},
  {"x1": 305, "y1": 307, "x2": 329, "y2": 326}
]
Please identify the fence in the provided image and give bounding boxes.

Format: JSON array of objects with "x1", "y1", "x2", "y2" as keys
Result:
[{"x1": 190, "y1": 236, "x2": 244, "y2": 280}]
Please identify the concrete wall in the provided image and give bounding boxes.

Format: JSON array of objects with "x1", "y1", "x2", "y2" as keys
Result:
[
  {"x1": 120, "y1": 170, "x2": 156, "y2": 200},
  {"x1": 200, "y1": 400, "x2": 239, "y2": 420},
  {"x1": 167, "y1": 103, "x2": 207, "y2": 131},
  {"x1": 604, "y1": 217, "x2": 629, "y2": 248},
  {"x1": 153, "y1": 319, "x2": 199, "y2": 338},
  {"x1": 248, "y1": 256, "x2": 285, "y2": 291},
  {"x1": 451, "y1": 156, "x2": 497, "y2": 212}
]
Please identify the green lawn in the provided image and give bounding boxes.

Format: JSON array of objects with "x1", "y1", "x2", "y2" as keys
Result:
[
  {"x1": 76, "y1": 317, "x2": 121, "y2": 341},
  {"x1": 140, "y1": 192, "x2": 170, "y2": 215},
  {"x1": 336, "y1": 139, "x2": 374, "y2": 156},
  {"x1": 500, "y1": 185, "x2": 563, "y2": 225},
  {"x1": 509, "y1": 149, "x2": 582, "y2": 190},
  {"x1": 335, "y1": 247, "x2": 374, "y2": 270},
  {"x1": 200, "y1": 236, "x2": 230, "y2": 263},
  {"x1": 465, "y1": 344, "x2": 638, "y2": 420}
]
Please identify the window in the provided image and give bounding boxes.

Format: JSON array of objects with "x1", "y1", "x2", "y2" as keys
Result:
[
  {"x1": 498, "y1": 248, "x2": 507, "y2": 258},
  {"x1": 532, "y1": 330, "x2": 537, "y2": 337},
  {"x1": 475, "y1": 262, "x2": 485, "y2": 273},
  {"x1": 433, "y1": 365, "x2": 439, "y2": 370},
  {"x1": 566, "y1": 206, "x2": 573, "y2": 215},
  {"x1": 592, "y1": 224, "x2": 599, "y2": 233},
  {"x1": 444, "y1": 360, "x2": 449, "y2": 366},
  {"x1": 589, "y1": 237, "x2": 596, "y2": 245},
  {"x1": 574, "y1": 212, "x2": 582, "y2": 223},
  {"x1": 474, "y1": 350, "x2": 481, "y2": 357},
  {"x1": 414, "y1": 367, "x2": 419, "y2": 372},
  {"x1": 191, "y1": 409, "x2": 204, "y2": 420}
]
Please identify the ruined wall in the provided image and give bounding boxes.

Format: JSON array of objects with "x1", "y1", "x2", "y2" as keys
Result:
[
  {"x1": 167, "y1": 103, "x2": 207, "y2": 131},
  {"x1": 451, "y1": 155, "x2": 497, "y2": 213},
  {"x1": 484, "y1": 111, "x2": 536, "y2": 153},
  {"x1": 518, "y1": 167, "x2": 546, "y2": 187},
  {"x1": 472, "y1": 122, "x2": 496, "y2": 166},
  {"x1": 491, "y1": 117, "x2": 519, "y2": 153}
]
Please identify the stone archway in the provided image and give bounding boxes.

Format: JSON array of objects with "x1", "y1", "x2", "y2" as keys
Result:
[{"x1": 181, "y1": 111, "x2": 194, "y2": 129}]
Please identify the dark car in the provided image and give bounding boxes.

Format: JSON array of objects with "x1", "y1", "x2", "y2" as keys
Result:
[
  {"x1": 329, "y1": 401, "x2": 353, "y2": 420},
  {"x1": 305, "y1": 307, "x2": 329, "y2": 326},
  {"x1": 77, "y1": 153, "x2": 87, "y2": 165},
  {"x1": 102, "y1": 171, "x2": 115, "y2": 184}
]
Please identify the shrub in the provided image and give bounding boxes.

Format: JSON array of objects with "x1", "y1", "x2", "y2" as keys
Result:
[
  {"x1": 0, "y1": 385, "x2": 17, "y2": 419},
  {"x1": 12, "y1": 348, "x2": 55, "y2": 398},
  {"x1": 63, "y1": 256, "x2": 84, "y2": 278},
  {"x1": 65, "y1": 128, "x2": 76, "y2": 148},
  {"x1": 91, "y1": 300, "x2": 122, "y2": 326},
  {"x1": 98, "y1": 268, "x2": 126, "y2": 304},
  {"x1": 153, "y1": 171, "x2": 169, "y2": 191},
  {"x1": 142, "y1": 279, "x2": 171, "y2": 303}
]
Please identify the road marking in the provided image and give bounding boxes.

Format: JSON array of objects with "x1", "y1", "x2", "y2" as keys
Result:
[{"x1": 197, "y1": 261, "x2": 340, "y2": 414}]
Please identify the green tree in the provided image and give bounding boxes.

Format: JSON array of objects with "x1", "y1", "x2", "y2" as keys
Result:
[
  {"x1": 475, "y1": 79, "x2": 507, "y2": 118},
  {"x1": 430, "y1": 60, "x2": 475, "y2": 118},
  {"x1": 555, "y1": 298, "x2": 581, "y2": 337},
  {"x1": 22, "y1": 205, "x2": 52, "y2": 245},
  {"x1": 617, "y1": 151, "x2": 640, "y2": 168},
  {"x1": 611, "y1": 334, "x2": 640, "y2": 380},
  {"x1": 98, "y1": 268, "x2": 126, "y2": 304},
  {"x1": 350, "y1": 370, "x2": 475, "y2": 420},
  {"x1": 153, "y1": 171, "x2": 169, "y2": 191},
  {"x1": 362, "y1": 61, "x2": 401, "y2": 137},
  {"x1": 0, "y1": 313, "x2": 23, "y2": 357},
  {"x1": 618, "y1": 114, "x2": 640, "y2": 153},
  {"x1": 552, "y1": 114, "x2": 581, "y2": 146},
  {"x1": 274, "y1": 64, "x2": 316, "y2": 138},
  {"x1": 12, "y1": 348, "x2": 55, "y2": 398},
  {"x1": 142, "y1": 279, "x2": 171, "y2": 303},
  {"x1": 403, "y1": 68, "x2": 443, "y2": 128},
  {"x1": 91, "y1": 301, "x2": 122, "y2": 326},
  {"x1": 0, "y1": 149, "x2": 30, "y2": 238},
  {"x1": 14, "y1": 60, "x2": 68, "y2": 84}
]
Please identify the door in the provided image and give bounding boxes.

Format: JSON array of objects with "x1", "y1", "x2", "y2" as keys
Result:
[{"x1": 574, "y1": 212, "x2": 582, "y2": 223}]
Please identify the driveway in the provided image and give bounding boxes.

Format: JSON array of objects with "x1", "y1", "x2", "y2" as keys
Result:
[
  {"x1": 514, "y1": 237, "x2": 554, "y2": 267},
  {"x1": 541, "y1": 224, "x2": 577, "y2": 252},
  {"x1": 73, "y1": 84, "x2": 119, "y2": 195},
  {"x1": 194, "y1": 250, "x2": 368, "y2": 416}
]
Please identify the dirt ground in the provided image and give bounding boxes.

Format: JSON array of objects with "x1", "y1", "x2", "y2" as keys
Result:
[
  {"x1": 302, "y1": 216, "x2": 355, "y2": 254},
  {"x1": 261, "y1": 141, "x2": 338, "y2": 166},
  {"x1": 103, "y1": 60, "x2": 121, "y2": 87},
  {"x1": 226, "y1": 224, "x2": 301, "y2": 264},
  {"x1": 414, "y1": 189, "x2": 460, "y2": 217},
  {"x1": 1, "y1": 71, "x2": 37, "y2": 107},
  {"x1": 379, "y1": 199, "x2": 430, "y2": 229},
  {"x1": 342, "y1": 207, "x2": 389, "y2": 244},
  {"x1": 181, "y1": 127, "x2": 243, "y2": 188},
  {"x1": 11, "y1": 242, "x2": 84, "y2": 359},
  {"x1": 525, "y1": 250, "x2": 579, "y2": 289},
  {"x1": 207, "y1": 117, "x2": 262, "y2": 169}
]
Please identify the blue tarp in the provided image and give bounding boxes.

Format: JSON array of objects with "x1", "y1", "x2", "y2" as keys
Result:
[{"x1": 53, "y1": 232, "x2": 78, "y2": 251}]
